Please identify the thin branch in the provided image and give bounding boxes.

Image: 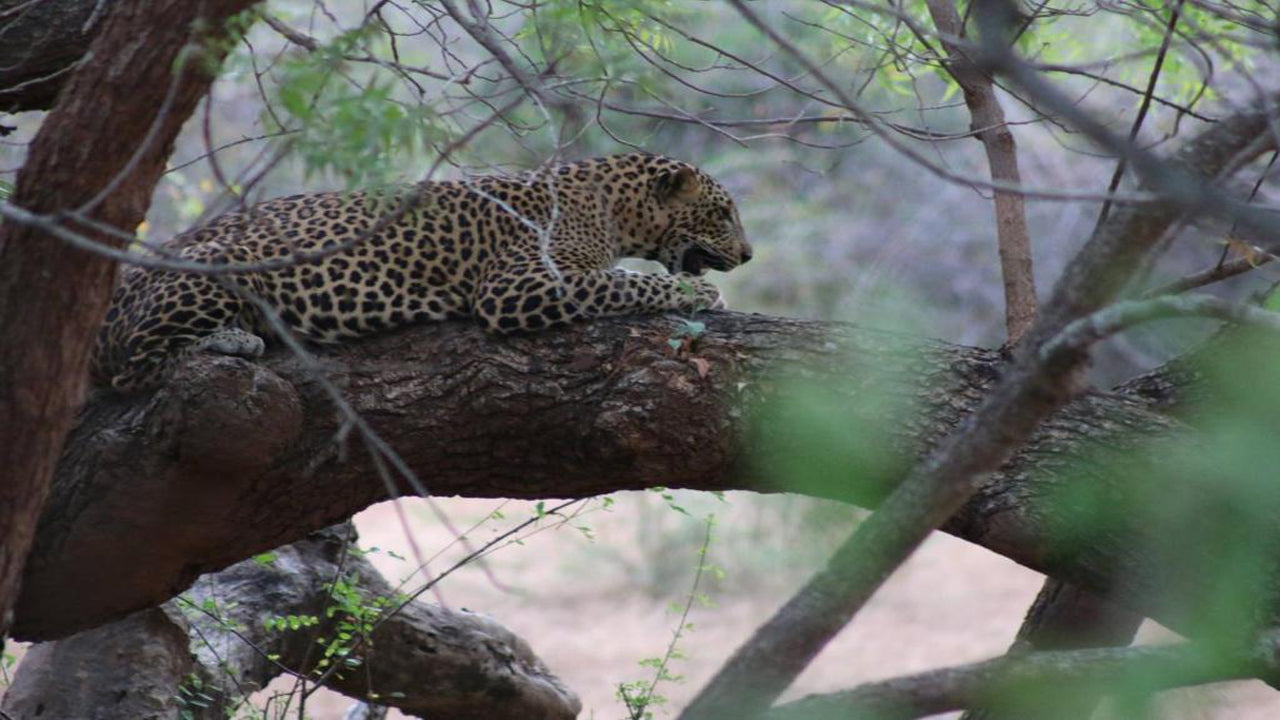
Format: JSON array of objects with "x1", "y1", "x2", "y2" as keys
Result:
[
  {"x1": 164, "y1": 130, "x2": 298, "y2": 175},
  {"x1": 1041, "y1": 293, "x2": 1280, "y2": 360},
  {"x1": 0, "y1": 95, "x2": 525, "y2": 278},
  {"x1": 437, "y1": 0, "x2": 546, "y2": 105},
  {"x1": 646, "y1": 2, "x2": 1164, "y2": 205},
  {"x1": 1144, "y1": 146, "x2": 1280, "y2": 297},
  {"x1": 1090, "y1": 0, "x2": 1185, "y2": 233},
  {"x1": 1144, "y1": 254, "x2": 1275, "y2": 297},
  {"x1": 968, "y1": 3, "x2": 1280, "y2": 267},
  {"x1": 261, "y1": 12, "x2": 464, "y2": 84},
  {"x1": 1039, "y1": 63, "x2": 1214, "y2": 122},
  {"x1": 633, "y1": 516, "x2": 716, "y2": 716}
]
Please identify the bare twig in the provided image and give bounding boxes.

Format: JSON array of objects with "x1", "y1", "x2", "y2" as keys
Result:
[
  {"x1": 0, "y1": 94, "x2": 525, "y2": 278},
  {"x1": 650, "y1": 2, "x2": 1163, "y2": 205},
  {"x1": 1145, "y1": 254, "x2": 1275, "y2": 297},
  {"x1": 968, "y1": 3, "x2": 1280, "y2": 263},
  {"x1": 1090, "y1": 0, "x2": 1185, "y2": 233}
]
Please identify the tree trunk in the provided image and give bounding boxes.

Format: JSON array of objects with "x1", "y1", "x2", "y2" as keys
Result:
[{"x1": 0, "y1": 0, "x2": 260, "y2": 639}]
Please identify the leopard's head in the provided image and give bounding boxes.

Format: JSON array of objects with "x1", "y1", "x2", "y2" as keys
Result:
[
  {"x1": 613, "y1": 156, "x2": 751, "y2": 277},
  {"x1": 650, "y1": 164, "x2": 752, "y2": 276}
]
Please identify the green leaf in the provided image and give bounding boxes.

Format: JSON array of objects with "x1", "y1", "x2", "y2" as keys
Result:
[{"x1": 678, "y1": 320, "x2": 706, "y2": 337}]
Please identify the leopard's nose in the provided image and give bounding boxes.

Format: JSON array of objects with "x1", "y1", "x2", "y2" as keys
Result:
[{"x1": 740, "y1": 245, "x2": 754, "y2": 264}]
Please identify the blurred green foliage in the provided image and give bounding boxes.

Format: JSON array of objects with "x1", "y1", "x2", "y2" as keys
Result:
[{"x1": 1038, "y1": 321, "x2": 1280, "y2": 709}]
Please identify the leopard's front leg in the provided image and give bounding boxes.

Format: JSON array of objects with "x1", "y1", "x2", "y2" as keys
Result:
[{"x1": 474, "y1": 265, "x2": 722, "y2": 332}]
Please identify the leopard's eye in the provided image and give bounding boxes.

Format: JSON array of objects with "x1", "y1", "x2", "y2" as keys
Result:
[{"x1": 718, "y1": 206, "x2": 734, "y2": 222}]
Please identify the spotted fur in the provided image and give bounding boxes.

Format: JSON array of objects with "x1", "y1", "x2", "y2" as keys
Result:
[{"x1": 93, "y1": 153, "x2": 752, "y2": 390}]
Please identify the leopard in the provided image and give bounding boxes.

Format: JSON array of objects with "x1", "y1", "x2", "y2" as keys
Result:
[{"x1": 92, "y1": 152, "x2": 753, "y2": 390}]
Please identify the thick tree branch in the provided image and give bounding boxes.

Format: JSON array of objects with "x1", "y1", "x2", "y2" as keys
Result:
[
  {"x1": 11, "y1": 310, "x2": 1272, "y2": 645},
  {"x1": 0, "y1": 607, "x2": 195, "y2": 718}
]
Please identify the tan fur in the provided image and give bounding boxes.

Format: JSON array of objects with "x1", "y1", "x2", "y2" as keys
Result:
[{"x1": 93, "y1": 153, "x2": 752, "y2": 390}]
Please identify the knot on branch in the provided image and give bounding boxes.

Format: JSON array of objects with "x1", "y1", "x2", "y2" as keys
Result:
[{"x1": 158, "y1": 355, "x2": 303, "y2": 474}]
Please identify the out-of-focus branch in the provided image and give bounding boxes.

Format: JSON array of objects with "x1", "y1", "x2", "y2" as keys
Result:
[
  {"x1": 764, "y1": 631, "x2": 1280, "y2": 720},
  {"x1": 969, "y1": 1, "x2": 1280, "y2": 276},
  {"x1": 437, "y1": 0, "x2": 547, "y2": 106},
  {"x1": 2, "y1": 524, "x2": 580, "y2": 720},
  {"x1": 924, "y1": 0, "x2": 1036, "y2": 343},
  {"x1": 959, "y1": 579, "x2": 1144, "y2": 720},
  {"x1": 1145, "y1": 254, "x2": 1275, "y2": 297},
  {"x1": 1144, "y1": 148, "x2": 1280, "y2": 297},
  {"x1": 1090, "y1": 0, "x2": 1185, "y2": 232},
  {"x1": 1040, "y1": 293, "x2": 1280, "y2": 359}
]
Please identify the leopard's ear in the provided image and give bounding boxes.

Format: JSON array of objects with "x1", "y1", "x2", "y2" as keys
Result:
[{"x1": 653, "y1": 166, "x2": 701, "y2": 204}]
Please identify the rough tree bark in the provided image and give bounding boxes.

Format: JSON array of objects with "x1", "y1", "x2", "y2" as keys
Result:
[
  {"x1": 12, "y1": 310, "x2": 1271, "y2": 646},
  {"x1": 1, "y1": 608, "x2": 194, "y2": 718},
  {"x1": 0, "y1": 0, "x2": 259, "y2": 639},
  {"x1": 2, "y1": 524, "x2": 580, "y2": 720}
]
